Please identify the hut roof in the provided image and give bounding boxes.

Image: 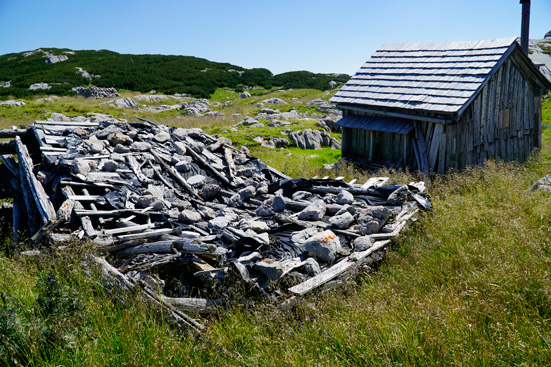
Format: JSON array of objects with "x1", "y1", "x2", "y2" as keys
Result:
[{"x1": 331, "y1": 37, "x2": 551, "y2": 119}]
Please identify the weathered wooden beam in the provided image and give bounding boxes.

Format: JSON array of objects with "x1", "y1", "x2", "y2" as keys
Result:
[
  {"x1": 15, "y1": 136, "x2": 56, "y2": 230},
  {"x1": 288, "y1": 240, "x2": 391, "y2": 296},
  {"x1": 0, "y1": 128, "x2": 30, "y2": 139}
]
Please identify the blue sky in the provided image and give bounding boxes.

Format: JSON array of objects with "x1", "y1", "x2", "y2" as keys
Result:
[{"x1": 0, "y1": 0, "x2": 549, "y2": 75}]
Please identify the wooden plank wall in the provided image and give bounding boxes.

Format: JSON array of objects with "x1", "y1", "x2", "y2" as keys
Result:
[{"x1": 429, "y1": 58, "x2": 542, "y2": 173}]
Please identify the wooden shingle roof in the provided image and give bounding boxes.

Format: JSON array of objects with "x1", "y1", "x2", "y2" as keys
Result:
[{"x1": 332, "y1": 38, "x2": 524, "y2": 117}]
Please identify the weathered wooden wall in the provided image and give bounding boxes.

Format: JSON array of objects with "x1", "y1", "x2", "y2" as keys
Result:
[{"x1": 426, "y1": 57, "x2": 543, "y2": 173}]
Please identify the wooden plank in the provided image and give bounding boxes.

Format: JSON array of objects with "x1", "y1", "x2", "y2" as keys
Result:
[
  {"x1": 15, "y1": 136, "x2": 56, "y2": 227},
  {"x1": 438, "y1": 132, "x2": 447, "y2": 174},
  {"x1": 427, "y1": 123, "x2": 443, "y2": 171},
  {"x1": 34, "y1": 120, "x2": 99, "y2": 127},
  {"x1": 288, "y1": 240, "x2": 390, "y2": 296},
  {"x1": 160, "y1": 296, "x2": 223, "y2": 315},
  {"x1": 413, "y1": 121, "x2": 430, "y2": 176}
]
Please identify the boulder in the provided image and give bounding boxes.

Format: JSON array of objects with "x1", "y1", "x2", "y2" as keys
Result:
[
  {"x1": 153, "y1": 131, "x2": 171, "y2": 143},
  {"x1": 329, "y1": 211, "x2": 355, "y2": 229},
  {"x1": 136, "y1": 195, "x2": 165, "y2": 210},
  {"x1": 29, "y1": 82, "x2": 51, "y2": 90},
  {"x1": 240, "y1": 91, "x2": 251, "y2": 98},
  {"x1": 305, "y1": 230, "x2": 342, "y2": 262},
  {"x1": 263, "y1": 98, "x2": 287, "y2": 105},
  {"x1": 107, "y1": 132, "x2": 132, "y2": 146},
  {"x1": 336, "y1": 190, "x2": 354, "y2": 205},
  {"x1": 268, "y1": 119, "x2": 292, "y2": 128},
  {"x1": 199, "y1": 184, "x2": 221, "y2": 200},
  {"x1": 353, "y1": 236, "x2": 373, "y2": 251},
  {"x1": 357, "y1": 206, "x2": 391, "y2": 235},
  {"x1": 0, "y1": 100, "x2": 25, "y2": 107},
  {"x1": 302, "y1": 258, "x2": 321, "y2": 276},
  {"x1": 298, "y1": 199, "x2": 326, "y2": 221},
  {"x1": 101, "y1": 160, "x2": 118, "y2": 172},
  {"x1": 178, "y1": 209, "x2": 202, "y2": 223},
  {"x1": 111, "y1": 97, "x2": 139, "y2": 110},
  {"x1": 271, "y1": 137, "x2": 290, "y2": 148},
  {"x1": 129, "y1": 141, "x2": 151, "y2": 152}
]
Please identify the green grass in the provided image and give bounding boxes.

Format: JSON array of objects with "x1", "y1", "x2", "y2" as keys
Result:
[{"x1": 1, "y1": 93, "x2": 551, "y2": 366}]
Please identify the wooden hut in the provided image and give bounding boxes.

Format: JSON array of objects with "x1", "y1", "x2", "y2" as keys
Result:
[{"x1": 331, "y1": 37, "x2": 551, "y2": 174}]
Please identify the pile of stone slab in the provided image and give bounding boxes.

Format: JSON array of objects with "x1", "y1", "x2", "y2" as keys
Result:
[{"x1": 0, "y1": 117, "x2": 430, "y2": 325}]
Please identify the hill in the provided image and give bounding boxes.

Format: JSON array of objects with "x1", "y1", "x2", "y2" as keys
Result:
[{"x1": 0, "y1": 48, "x2": 349, "y2": 99}]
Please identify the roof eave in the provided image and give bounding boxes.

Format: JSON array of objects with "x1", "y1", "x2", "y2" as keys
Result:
[{"x1": 336, "y1": 103, "x2": 455, "y2": 125}]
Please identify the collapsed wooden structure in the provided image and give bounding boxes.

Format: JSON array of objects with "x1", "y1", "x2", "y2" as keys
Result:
[
  {"x1": 331, "y1": 38, "x2": 551, "y2": 173},
  {"x1": 0, "y1": 117, "x2": 430, "y2": 327}
]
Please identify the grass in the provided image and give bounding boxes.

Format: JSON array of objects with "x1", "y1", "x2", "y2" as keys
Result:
[{"x1": 1, "y1": 92, "x2": 551, "y2": 366}]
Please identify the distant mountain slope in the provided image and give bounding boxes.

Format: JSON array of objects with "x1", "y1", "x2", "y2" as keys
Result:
[{"x1": 0, "y1": 48, "x2": 350, "y2": 98}]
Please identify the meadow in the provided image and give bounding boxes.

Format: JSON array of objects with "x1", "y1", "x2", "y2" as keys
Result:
[{"x1": 0, "y1": 90, "x2": 550, "y2": 366}]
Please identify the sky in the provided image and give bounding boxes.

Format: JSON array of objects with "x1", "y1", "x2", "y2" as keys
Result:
[{"x1": 0, "y1": 0, "x2": 549, "y2": 75}]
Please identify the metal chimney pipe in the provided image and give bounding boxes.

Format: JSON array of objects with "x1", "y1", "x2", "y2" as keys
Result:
[{"x1": 520, "y1": 0, "x2": 530, "y2": 55}]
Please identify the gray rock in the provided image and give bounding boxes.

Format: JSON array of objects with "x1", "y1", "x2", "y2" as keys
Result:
[
  {"x1": 271, "y1": 137, "x2": 290, "y2": 148},
  {"x1": 353, "y1": 236, "x2": 373, "y2": 251},
  {"x1": 305, "y1": 230, "x2": 342, "y2": 262},
  {"x1": 336, "y1": 190, "x2": 354, "y2": 205},
  {"x1": 0, "y1": 100, "x2": 25, "y2": 107},
  {"x1": 107, "y1": 132, "x2": 132, "y2": 146},
  {"x1": 45, "y1": 54, "x2": 68, "y2": 64},
  {"x1": 136, "y1": 195, "x2": 165, "y2": 210},
  {"x1": 102, "y1": 160, "x2": 118, "y2": 172},
  {"x1": 187, "y1": 175, "x2": 206, "y2": 187},
  {"x1": 302, "y1": 258, "x2": 321, "y2": 276},
  {"x1": 240, "y1": 91, "x2": 251, "y2": 98},
  {"x1": 292, "y1": 191, "x2": 313, "y2": 201},
  {"x1": 241, "y1": 220, "x2": 269, "y2": 233},
  {"x1": 130, "y1": 141, "x2": 152, "y2": 152},
  {"x1": 248, "y1": 123, "x2": 265, "y2": 129},
  {"x1": 111, "y1": 97, "x2": 139, "y2": 110},
  {"x1": 298, "y1": 199, "x2": 326, "y2": 221},
  {"x1": 256, "y1": 195, "x2": 285, "y2": 216},
  {"x1": 238, "y1": 185, "x2": 256, "y2": 202},
  {"x1": 303, "y1": 129, "x2": 322, "y2": 150},
  {"x1": 329, "y1": 211, "x2": 355, "y2": 229},
  {"x1": 255, "y1": 182, "x2": 268, "y2": 195},
  {"x1": 199, "y1": 184, "x2": 221, "y2": 200},
  {"x1": 208, "y1": 216, "x2": 234, "y2": 232},
  {"x1": 50, "y1": 112, "x2": 71, "y2": 122},
  {"x1": 29, "y1": 82, "x2": 51, "y2": 90},
  {"x1": 254, "y1": 258, "x2": 284, "y2": 280},
  {"x1": 72, "y1": 160, "x2": 90, "y2": 176},
  {"x1": 241, "y1": 117, "x2": 259, "y2": 126},
  {"x1": 173, "y1": 141, "x2": 187, "y2": 155},
  {"x1": 330, "y1": 138, "x2": 342, "y2": 150},
  {"x1": 290, "y1": 227, "x2": 319, "y2": 246},
  {"x1": 175, "y1": 161, "x2": 191, "y2": 172},
  {"x1": 289, "y1": 131, "x2": 306, "y2": 149},
  {"x1": 114, "y1": 144, "x2": 131, "y2": 153},
  {"x1": 236, "y1": 167, "x2": 254, "y2": 177},
  {"x1": 263, "y1": 98, "x2": 287, "y2": 105},
  {"x1": 153, "y1": 131, "x2": 171, "y2": 143},
  {"x1": 84, "y1": 141, "x2": 104, "y2": 154},
  {"x1": 357, "y1": 206, "x2": 391, "y2": 235},
  {"x1": 258, "y1": 108, "x2": 279, "y2": 114},
  {"x1": 268, "y1": 119, "x2": 292, "y2": 128},
  {"x1": 178, "y1": 209, "x2": 202, "y2": 223}
]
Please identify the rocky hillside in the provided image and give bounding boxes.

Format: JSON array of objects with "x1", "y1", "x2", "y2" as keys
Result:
[{"x1": 0, "y1": 48, "x2": 350, "y2": 99}]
